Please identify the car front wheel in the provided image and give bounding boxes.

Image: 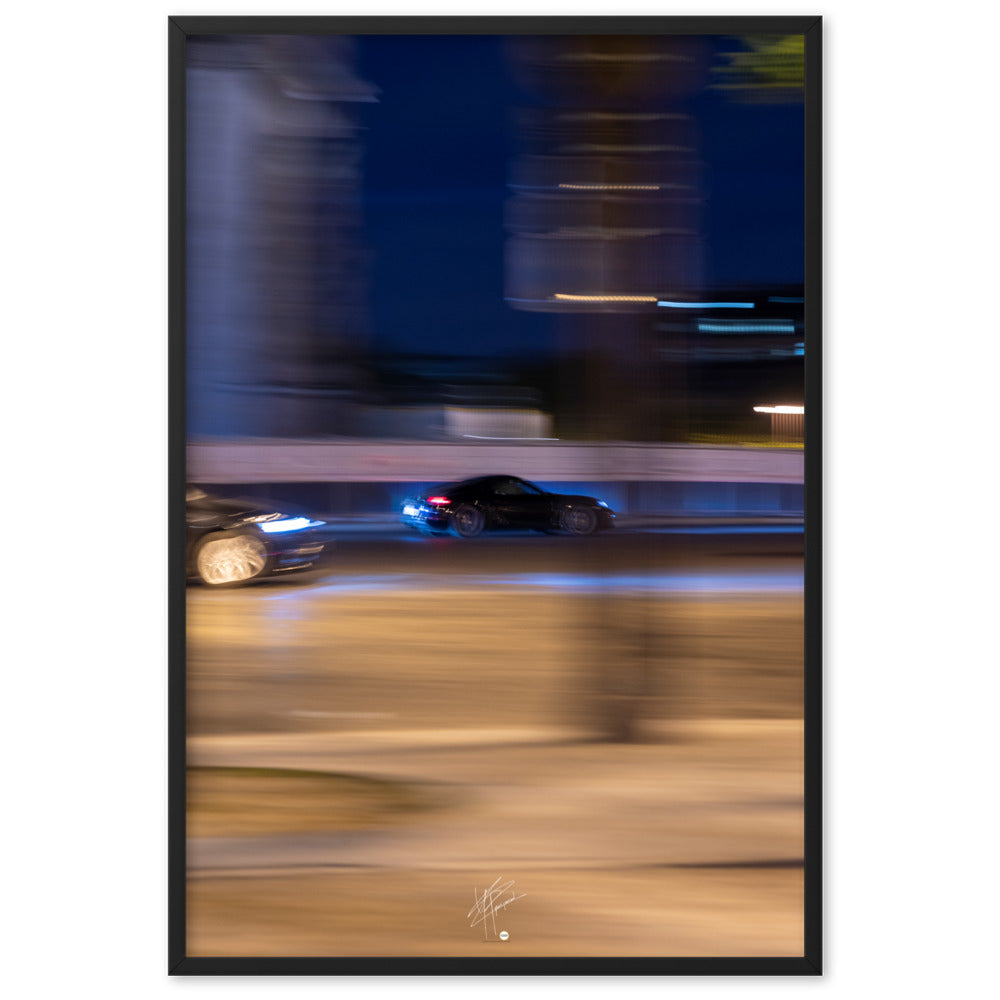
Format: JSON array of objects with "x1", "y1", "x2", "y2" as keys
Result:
[
  {"x1": 561, "y1": 506, "x2": 598, "y2": 536},
  {"x1": 195, "y1": 532, "x2": 269, "y2": 586}
]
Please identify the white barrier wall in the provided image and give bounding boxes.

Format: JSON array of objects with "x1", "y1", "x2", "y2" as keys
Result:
[{"x1": 187, "y1": 440, "x2": 803, "y2": 485}]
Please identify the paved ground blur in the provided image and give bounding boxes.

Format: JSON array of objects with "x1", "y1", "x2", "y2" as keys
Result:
[{"x1": 185, "y1": 528, "x2": 806, "y2": 957}]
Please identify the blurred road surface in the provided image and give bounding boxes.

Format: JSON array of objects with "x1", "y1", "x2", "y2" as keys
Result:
[{"x1": 185, "y1": 525, "x2": 806, "y2": 957}]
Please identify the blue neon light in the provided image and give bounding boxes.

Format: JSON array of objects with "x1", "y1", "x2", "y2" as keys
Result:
[
  {"x1": 657, "y1": 300, "x2": 755, "y2": 309},
  {"x1": 259, "y1": 517, "x2": 313, "y2": 533},
  {"x1": 698, "y1": 322, "x2": 796, "y2": 334},
  {"x1": 768, "y1": 296, "x2": 804, "y2": 303}
]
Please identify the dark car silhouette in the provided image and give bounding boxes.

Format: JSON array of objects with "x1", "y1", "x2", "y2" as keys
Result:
[
  {"x1": 186, "y1": 485, "x2": 326, "y2": 586},
  {"x1": 400, "y1": 475, "x2": 615, "y2": 538}
]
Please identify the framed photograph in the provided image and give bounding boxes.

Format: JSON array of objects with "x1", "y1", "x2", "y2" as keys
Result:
[{"x1": 169, "y1": 15, "x2": 821, "y2": 974}]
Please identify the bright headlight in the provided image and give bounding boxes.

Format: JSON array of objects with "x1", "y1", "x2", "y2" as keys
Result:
[
  {"x1": 597, "y1": 500, "x2": 609, "y2": 508},
  {"x1": 259, "y1": 517, "x2": 317, "y2": 533}
]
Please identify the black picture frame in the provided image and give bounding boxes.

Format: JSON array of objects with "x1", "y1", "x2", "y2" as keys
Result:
[{"x1": 169, "y1": 14, "x2": 821, "y2": 975}]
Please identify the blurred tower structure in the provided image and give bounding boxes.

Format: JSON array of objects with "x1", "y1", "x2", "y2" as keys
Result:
[
  {"x1": 505, "y1": 36, "x2": 709, "y2": 440},
  {"x1": 187, "y1": 36, "x2": 377, "y2": 438},
  {"x1": 504, "y1": 37, "x2": 710, "y2": 742}
]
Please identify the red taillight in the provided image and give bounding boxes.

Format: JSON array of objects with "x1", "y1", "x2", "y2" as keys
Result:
[{"x1": 426, "y1": 496, "x2": 451, "y2": 505}]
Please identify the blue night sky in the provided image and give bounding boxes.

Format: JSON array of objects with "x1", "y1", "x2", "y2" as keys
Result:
[{"x1": 356, "y1": 35, "x2": 804, "y2": 356}]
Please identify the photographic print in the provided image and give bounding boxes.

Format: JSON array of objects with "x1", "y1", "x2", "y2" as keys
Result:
[{"x1": 170, "y1": 15, "x2": 821, "y2": 974}]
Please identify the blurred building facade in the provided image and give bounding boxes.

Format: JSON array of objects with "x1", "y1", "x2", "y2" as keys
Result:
[{"x1": 186, "y1": 36, "x2": 378, "y2": 438}]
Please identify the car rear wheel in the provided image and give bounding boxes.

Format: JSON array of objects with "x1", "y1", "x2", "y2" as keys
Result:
[
  {"x1": 451, "y1": 505, "x2": 485, "y2": 538},
  {"x1": 195, "y1": 532, "x2": 268, "y2": 586},
  {"x1": 561, "y1": 506, "x2": 598, "y2": 536}
]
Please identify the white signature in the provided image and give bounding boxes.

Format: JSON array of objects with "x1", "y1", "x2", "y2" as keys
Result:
[{"x1": 468, "y1": 876, "x2": 526, "y2": 940}]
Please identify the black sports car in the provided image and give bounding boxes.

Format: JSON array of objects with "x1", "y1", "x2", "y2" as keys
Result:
[
  {"x1": 400, "y1": 475, "x2": 615, "y2": 538},
  {"x1": 186, "y1": 485, "x2": 327, "y2": 586}
]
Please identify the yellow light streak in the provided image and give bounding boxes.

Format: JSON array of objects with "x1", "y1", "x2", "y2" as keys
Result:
[{"x1": 553, "y1": 293, "x2": 658, "y2": 303}]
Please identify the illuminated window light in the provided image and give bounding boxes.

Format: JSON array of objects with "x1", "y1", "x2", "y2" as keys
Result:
[
  {"x1": 553, "y1": 293, "x2": 658, "y2": 303},
  {"x1": 698, "y1": 322, "x2": 795, "y2": 334},
  {"x1": 658, "y1": 300, "x2": 755, "y2": 309},
  {"x1": 753, "y1": 405, "x2": 804, "y2": 414}
]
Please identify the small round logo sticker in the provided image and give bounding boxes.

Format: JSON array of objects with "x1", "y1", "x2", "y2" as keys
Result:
[{"x1": 499, "y1": 931, "x2": 509, "y2": 941}]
